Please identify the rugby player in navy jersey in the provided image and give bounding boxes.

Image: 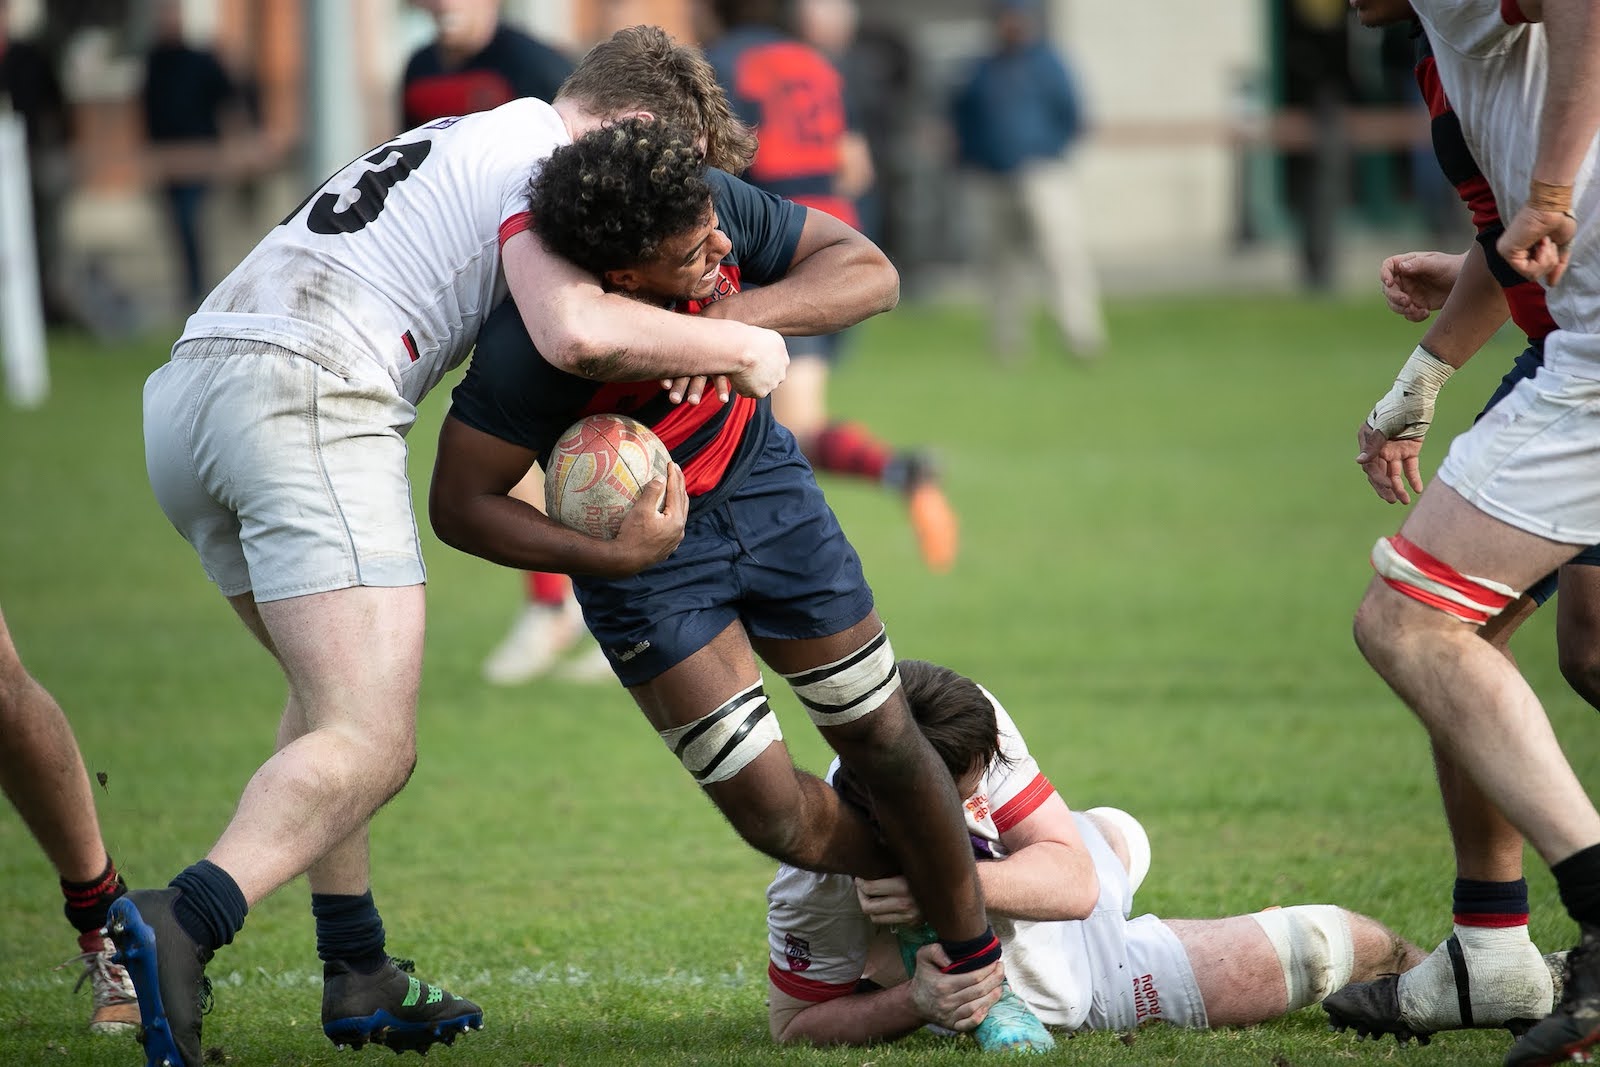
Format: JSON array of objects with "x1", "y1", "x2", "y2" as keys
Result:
[
  {"x1": 402, "y1": 0, "x2": 572, "y2": 129},
  {"x1": 430, "y1": 118, "x2": 1054, "y2": 1053},
  {"x1": 1325, "y1": 0, "x2": 1600, "y2": 1049},
  {"x1": 403, "y1": 1, "x2": 594, "y2": 686}
]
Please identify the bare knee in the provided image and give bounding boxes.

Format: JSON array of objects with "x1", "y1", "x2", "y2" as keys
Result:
[{"x1": 1558, "y1": 648, "x2": 1600, "y2": 711}]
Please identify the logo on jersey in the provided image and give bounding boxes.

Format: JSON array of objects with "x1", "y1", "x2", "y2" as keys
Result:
[
  {"x1": 964, "y1": 792, "x2": 991, "y2": 824},
  {"x1": 785, "y1": 933, "x2": 812, "y2": 973},
  {"x1": 705, "y1": 268, "x2": 736, "y2": 304},
  {"x1": 1132, "y1": 972, "x2": 1163, "y2": 1022}
]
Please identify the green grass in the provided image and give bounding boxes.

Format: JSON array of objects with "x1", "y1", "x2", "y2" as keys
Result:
[{"x1": 2, "y1": 294, "x2": 1596, "y2": 1065}]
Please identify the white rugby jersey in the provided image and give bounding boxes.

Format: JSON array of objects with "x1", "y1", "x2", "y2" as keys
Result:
[
  {"x1": 181, "y1": 98, "x2": 568, "y2": 405},
  {"x1": 765, "y1": 689, "x2": 1099, "y2": 1028},
  {"x1": 1414, "y1": 0, "x2": 1600, "y2": 367}
]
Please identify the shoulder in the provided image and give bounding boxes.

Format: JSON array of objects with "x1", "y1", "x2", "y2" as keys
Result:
[{"x1": 1413, "y1": 0, "x2": 1530, "y2": 57}]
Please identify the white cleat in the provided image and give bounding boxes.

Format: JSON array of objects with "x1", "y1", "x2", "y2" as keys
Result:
[{"x1": 481, "y1": 598, "x2": 587, "y2": 686}]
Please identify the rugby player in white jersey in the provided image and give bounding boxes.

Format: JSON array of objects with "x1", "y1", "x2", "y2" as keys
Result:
[
  {"x1": 108, "y1": 27, "x2": 790, "y2": 1067},
  {"x1": 763, "y1": 660, "x2": 1427, "y2": 1047},
  {"x1": 1339, "y1": 2, "x2": 1600, "y2": 1063}
]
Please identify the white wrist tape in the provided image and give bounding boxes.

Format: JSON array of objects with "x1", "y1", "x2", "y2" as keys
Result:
[{"x1": 1366, "y1": 345, "x2": 1455, "y2": 441}]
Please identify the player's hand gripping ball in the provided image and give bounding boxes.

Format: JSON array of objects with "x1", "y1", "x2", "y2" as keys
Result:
[{"x1": 545, "y1": 414, "x2": 672, "y2": 540}]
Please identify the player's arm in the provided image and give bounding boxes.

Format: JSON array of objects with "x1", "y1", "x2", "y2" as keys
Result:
[
  {"x1": 981, "y1": 794, "x2": 1100, "y2": 920},
  {"x1": 697, "y1": 206, "x2": 900, "y2": 334},
  {"x1": 428, "y1": 414, "x2": 686, "y2": 578},
  {"x1": 767, "y1": 945, "x2": 1001, "y2": 1046},
  {"x1": 501, "y1": 228, "x2": 789, "y2": 397},
  {"x1": 1358, "y1": 242, "x2": 1510, "y2": 504},
  {"x1": 1496, "y1": 0, "x2": 1600, "y2": 283}
]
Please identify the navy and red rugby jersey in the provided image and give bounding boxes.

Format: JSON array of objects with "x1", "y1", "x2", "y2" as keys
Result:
[
  {"x1": 1414, "y1": 30, "x2": 1555, "y2": 341},
  {"x1": 401, "y1": 24, "x2": 572, "y2": 129},
  {"x1": 705, "y1": 27, "x2": 860, "y2": 228},
  {"x1": 449, "y1": 169, "x2": 806, "y2": 514}
]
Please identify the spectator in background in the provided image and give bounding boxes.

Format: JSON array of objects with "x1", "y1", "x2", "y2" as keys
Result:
[
  {"x1": 792, "y1": 0, "x2": 915, "y2": 256},
  {"x1": 700, "y1": 0, "x2": 960, "y2": 576},
  {"x1": 0, "y1": 0, "x2": 74, "y2": 325},
  {"x1": 141, "y1": 0, "x2": 242, "y2": 310},
  {"x1": 402, "y1": 0, "x2": 572, "y2": 130},
  {"x1": 403, "y1": 0, "x2": 589, "y2": 686},
  {"x1": 951, "y1": 0, "x2": 1106, "y2": 361}
]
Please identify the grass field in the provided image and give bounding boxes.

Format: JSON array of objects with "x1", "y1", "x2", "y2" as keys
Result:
[{"x1": 2, "y1": 294, "x2": 1596, "y2": 1066}]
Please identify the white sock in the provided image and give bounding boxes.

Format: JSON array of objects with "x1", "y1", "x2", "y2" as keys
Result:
[{"x1": 1397, "y1": 924, "x2": 1552, "y2": 1028}]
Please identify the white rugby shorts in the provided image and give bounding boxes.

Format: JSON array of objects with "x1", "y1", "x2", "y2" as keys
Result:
[{"x1": 144, "y1": 337, "x2": 425, "y2": 602}]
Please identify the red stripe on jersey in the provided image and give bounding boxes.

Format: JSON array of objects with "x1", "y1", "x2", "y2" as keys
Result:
[
  {"x1": 1455, "y1": 911, "x2": 1530, "y2": 928},
  {"x1": 1501, "y1": 0, "x2": 1530, "y2": 24},
  {"x1": 768, "y1": 960, "x2": 855, "y2": 1002},
  {"x1": 1506, "y1": 281, "x2": 1557, "y2": 341},
  {"x1": 736, "y1": 42, "x2": 847, "y2": 184},
  {"x1": 1386, "y1": 535, "x2": 1514, "y2": 613},
  {"x1": 992, "y1": 773, "x2": 1054, "y2": 834},
  {"x1": 1416, "y1": 55, "x2": 1449, "y2": 120},
  {"x1": 403, "y1": 71, "x2": 516, "y2": 126},
  {"x1": 499, "y1": 211, "x2": 533, "y2": 246},
  {"x1": 401, "y1": 330, "x2": 420, "y2": 363},
  {"x1": 1415, "y1": 56, "x2": 1502, "y2": 231}
]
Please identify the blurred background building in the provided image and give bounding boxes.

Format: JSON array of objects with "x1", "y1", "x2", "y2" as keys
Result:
[{"x1": 0, "y1": 0, "x2": 1447, "y2": 332}]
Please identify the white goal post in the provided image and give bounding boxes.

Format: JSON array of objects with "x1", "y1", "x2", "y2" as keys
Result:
[{"x1": 0, "y1": 104, "x2": 49, "y2": 409}]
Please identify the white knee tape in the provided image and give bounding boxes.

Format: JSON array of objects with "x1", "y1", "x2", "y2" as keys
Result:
[
  {"x1": 1250, "y1": 905, "x2": 1355, "y2": 1012},
  {"x1": 783, "y1": 628, "x2": 901, "y2": 727},
  {"x1": 659, "y1": 681, "x2": 783, "y2": 785},
  {"x1": 1083, "y1": 807, "x2": 1151, "y2": 895}
]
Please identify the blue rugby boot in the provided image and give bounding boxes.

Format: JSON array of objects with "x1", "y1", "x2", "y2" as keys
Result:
[
  {"x1": 106, "y1": 889, "x2": 213, "y2": 1067},
  {"x1": 322, "y1": 956, "x2": 483, "y2": 1053},
  {"x1": 974, "y1": 982, "x2": 1055, "y2": 1054}
]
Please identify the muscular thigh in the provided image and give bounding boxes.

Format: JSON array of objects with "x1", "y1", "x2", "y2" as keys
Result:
[{"x1": 1397, "y1": 482, "x2": 1586, "y2": 596}]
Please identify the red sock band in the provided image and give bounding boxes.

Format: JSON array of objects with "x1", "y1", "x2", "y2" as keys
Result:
[
  {"x1": 807, "y1": 422, "x2": 892, "y2": 482},
  {"x1": 526, "y1": 571, "x2": 570, "y2": 606}
]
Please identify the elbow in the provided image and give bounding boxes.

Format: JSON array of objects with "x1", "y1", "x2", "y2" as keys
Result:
[
  {"x1": 426, "y1": 491, "x2": 470, "y2": 555},
  {"x1": 867, "y1": 253, "x2": 900, "y2": 316}
]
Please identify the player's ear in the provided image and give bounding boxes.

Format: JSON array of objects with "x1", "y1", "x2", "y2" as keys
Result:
[
  {"x1": 615, "y1": 108, "x2": 657, "y2": 125},
  {"x1": 604, "y1": 267, "x2": 640, "y2": 293}
]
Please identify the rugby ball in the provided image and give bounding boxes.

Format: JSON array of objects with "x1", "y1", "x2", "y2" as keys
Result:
[{"x1": 544, "y1": 414, "x2": 671, "y2": 540}]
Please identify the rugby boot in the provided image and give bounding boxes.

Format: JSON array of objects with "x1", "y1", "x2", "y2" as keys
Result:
[
  {"x1": 322, "y1": 956, "x2": 483, "y2": 1053},
  {"x1": 106, "y1": 889, "x2": 214, "y2": 1067},
  {"x1": 974, "y1": 982, "x2": 1055, "y2": 1054},
  {"x1": 1325, "y1": 929, "x2": 1553, "y2": 1045},
  {"x1": 896, "y1": 453, "x2": 958, "y2": 574},
  {"x1": 73, "y1": 928, "x2": 141, "y2": 1034},
  {"x1": 896, "y1": 924, "x2": 1053, "y2": 1053},
  {"x1": 1505, "y1": 923, "x2": 1600, "y2": 1066}
]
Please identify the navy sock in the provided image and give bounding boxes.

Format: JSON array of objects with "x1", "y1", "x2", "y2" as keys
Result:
[
  {"x1": 939, "y1": 927, "x2": 1002, "y2": 975},
  {"x1": 1553, "y1": 844, "x2": 1600, "y2": 927},
  {"x1": 170, "y1": 860, "x2": 248, "y2": 953},
  {"x1": 312, "y1": 890, "x2": 387, "y2": 973},
  {"x1": 1453, "y1": 877, "x2": 1530, "y2": 928},
  {"x1": 61, "y1": 857, "x2": 126, "y2": 934}
]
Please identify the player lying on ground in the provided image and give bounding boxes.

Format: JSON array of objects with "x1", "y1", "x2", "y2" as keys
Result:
[
  {"x1": 763, "y1": 659, "x2": 1430, "y2": 1046},
  {"x1": 430, "y1": 118, "x2": 1053, "y2": 1052}
]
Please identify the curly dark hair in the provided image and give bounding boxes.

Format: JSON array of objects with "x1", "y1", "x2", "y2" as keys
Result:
[{"x1": 529, "y1": 117, "x2": 713, "y2": 278}]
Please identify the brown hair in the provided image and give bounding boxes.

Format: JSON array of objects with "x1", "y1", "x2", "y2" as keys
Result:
[
  {"x1": 832, "y1": 660, "x2": 1011, "y2": 823},
  {"x1": 556, "y1": 25, "x2": 758, "y2": 174}
]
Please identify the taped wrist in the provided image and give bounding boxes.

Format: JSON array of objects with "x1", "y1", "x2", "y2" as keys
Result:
[
  {"x1": 1367, "y1": 345, "x2": 1454, "y2": 440},
  {"x1": 1527, "y1": 179, "x2": 1574, "y2": 215}
]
